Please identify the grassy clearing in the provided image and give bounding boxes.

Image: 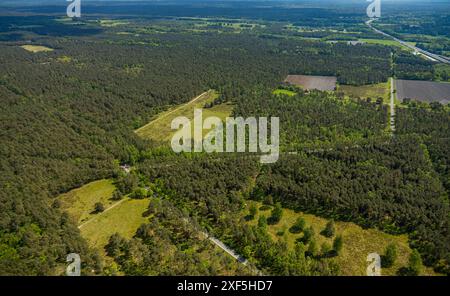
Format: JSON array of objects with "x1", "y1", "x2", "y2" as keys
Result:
[
  {"x1": 273, "y1": 89, "x2": 297, "y2": 96},
  {"x1": 359, "y1": 38, "x2": 401, "y2": 47},
  {"x1": 58, "y1": 179, "x2": 116, "y2": 225},
  {"x1": 57, "y1": 56, "x2": 72, "y2": 63},
  {"x1": 245, "y1": 201, "x2": 437, "y2": 275},
  {"x1": 339, "y1": 82, "x2": 389, "y2": 102},
  {"x1": 20, "y1": 45, "x2": 53, "y2": 53},
  {"x1": 135, "y1": 90, "x2": 234, "y2": 143},
  {"x1": 99, "y1": 20, "x2": 130, "y2": 27},
  {"x1": 80, "y1": 198, "x2": 149, "y2": 252}
]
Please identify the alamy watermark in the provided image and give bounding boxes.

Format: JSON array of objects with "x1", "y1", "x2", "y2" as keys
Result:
[
  {"x1": 67, "y1": 0, "x2": 81, "y2": 18},
  {"x1": 366, "y1": 253, "x2": 382, "y2": 276},
  {"x1": 171, "y1": 109, "x2": 280, "y2": 164},
  {"x1": 367, "y1": 0, "x2": 381, "y2": 18},
  {"x1": 66, "y1": 253, "x2": 81, "y2": 276}
]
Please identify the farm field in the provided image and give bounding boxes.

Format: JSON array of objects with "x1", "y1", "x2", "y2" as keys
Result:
[
  {"x1": 57, "y1": 179, "x2": 116, "y2": 225},
  {"x1": 20, "y1": 45, "x2": 53, "y2": 53},
  {"x1": 285, "y1": 75, "x2": 337, "y2": 91},
  {"x1": 135, "y1": 90, "x2": 234, "y2": 143},
  {"x1": 395, "y1": 79, "x2": 450, "y2": 104},
  {"x1": 244, "y1": 201, "x2": 438, "y2": 276}
]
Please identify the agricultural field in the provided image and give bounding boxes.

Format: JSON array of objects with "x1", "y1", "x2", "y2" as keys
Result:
[
  {"x1": 135, "y1": 90, "x2": 234, "y2": 143},
  {"x1": 395, "y1": 79, "x2": 450, "y2": 104},
  {"x1": 244, "y1": 201, "x2": 438, "y2": 276},
  {"x1": 20, "y1": 45, "x2": 53, "y2": 53},
  {"x1": 285, "y1": 75, "x2": 337, "y2": 91}
]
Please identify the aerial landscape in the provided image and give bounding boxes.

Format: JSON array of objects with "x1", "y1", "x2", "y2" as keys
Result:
[{"x1": 0, "y1": 0, "x2": 449, "y2": 283}]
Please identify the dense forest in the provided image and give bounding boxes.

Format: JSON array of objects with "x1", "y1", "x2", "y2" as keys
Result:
[{"x1": 396, "y1": 101, "x2": 450, "y2": 196}]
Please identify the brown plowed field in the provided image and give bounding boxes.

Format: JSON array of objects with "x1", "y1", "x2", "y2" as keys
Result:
[
  {"x1": 285, "y1": 75, "x2": 337, "y2": 91},
  {"x1": 395, "y1": 79, "x2": 450, "y2": 104}
]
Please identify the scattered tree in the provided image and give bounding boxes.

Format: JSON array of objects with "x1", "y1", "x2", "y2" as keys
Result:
[
  {"x1": 94, "y1": 202, "x2": 105, "y2": 213},
  {"x1": 289, "y1": 217, "x2": 306, "y2": 234},
  {"x1": 322, "y1": 220, "x2": 335, "y2": 238},
  {"x1": 382, "y1": 244, "x2": 397, "y2": 268},
  {"x1": 332, "y1": 235, "x2": 343, "y2": 256},
  {"x1": 407, "y1": 249, "x2": 423, "y2": 276},
  {"x1": 268, "y1": 202, "x2": 283, "y2": 224},
  {"x1": 307, "y1": 239, "x2": 318, "y2": 257}
]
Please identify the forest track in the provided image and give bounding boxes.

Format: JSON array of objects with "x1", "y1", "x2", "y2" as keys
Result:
[
  {"x1": 78, "y1": 198, "x2": 127, "y2": 229},
  {"x1": 135, "y1": 90, "x2": 211, "y2": 133},
  {"x1": 390, "y1": 77, "x2": 396, "y2": 134}
]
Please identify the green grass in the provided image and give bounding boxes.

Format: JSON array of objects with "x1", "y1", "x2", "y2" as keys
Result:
[
  {"x1": 99, "y1": 20, "x2": 130, "y2": 27},
  {"x1": 58, "y1": 179, "x2": 150, "y2": 260},
  {"x1": 245, "y1": 201, "x2": 438, "y2": 276},
  {"x1": 20, "y1": 45, "x2": 53, "y2": 53},
  {"x1": 80, "y1": 198, "x2": 149, "y2": 252},
  {"x1": 358, "y1": 38, "x2": 403, "y2": 47},
  {"x1": 273, "y1": 89, "x2": 297, "y2": 96},
  {"x1": 57, "y1": 56, "x2": 72, "y2": 63},
  {"x1": 58, "y1": 179, "x2": 116, "y2": 225},
  {"x1": 135, "y1": 90, "x2": 234, "y2": 143},
  {"x1": 339, "y1": 82, "x2": 389, "y2": 102}
]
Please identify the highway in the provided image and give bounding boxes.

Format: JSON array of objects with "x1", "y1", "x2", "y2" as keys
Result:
[{"x1": 366, "y1": 19, "x2": 450, "y2": 64}]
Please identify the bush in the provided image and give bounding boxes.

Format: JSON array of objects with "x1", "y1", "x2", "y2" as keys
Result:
[
  {"x1": 332, "y1": 235, "x2": 343, "y2": 256},
  {"x1": 382, "y1": 244, "x2": 397, "y2": 268},
  {"x1": 289, "y1": 217, "x2": 306, "y2": 234},
  {"x1": 94, "y1": 202, "x2": 105, "y2": 213},
  {"x1": 301, "y1": 226, "x2": 315, "y2": 244},
  {"x1": 258, "y1": 215, "x2": 268, "y2": 229},
  {"x1": 268, "y1": 202, "x2": 283, "y2": 225},
  {"x1": 408, "y1": 249, "x2": 423, "y2": 276},
  {"x1": 306, "y1": 239, "x2": 318, "y2": 257},
  {"x1": 321, "y1": 220, "x2": 335, "y2": 238},
  {"x1": 321, "y1": 242, "x2": 332, "y2": 257},
  {"x1": 111, "y1": 189, "x2": 123, "y2": 201}
]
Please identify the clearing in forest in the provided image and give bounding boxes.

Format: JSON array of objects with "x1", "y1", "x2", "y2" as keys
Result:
[
  {"x1": 273, "y1": 88, "x2": 297, "y2": 96},
  {"x1": 20, "y1": 45, "x2": 53, "y2": 53},
  {"x1": 285, "y1": 75, "x2": 337, "y2": 91},
  {"x1": 57, "y1": 179, "x2": 116, "y2": 225},
  {"x1": 135, "y1": 90, "x2": 234, "y2": 143},
  {"x1": 244, "y1": 201, "x2": 438, "y2": 276},
  {"x1": 79, "y1": 198, "x2": 150, "y2": 252},
  {"x1": 57, "y1": 179, "x2": 150, "y2": 255},
  {"x1": 339, "y1": 82, "x2": 389, "y2": 102}
]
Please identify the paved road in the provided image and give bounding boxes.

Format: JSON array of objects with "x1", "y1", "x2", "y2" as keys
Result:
[
  {"x1": 366, "y1": 19, "x2": 450, "y2": 64},
  {"x1": 390, "y1": 77, "x2": 395, "y2": 134},
  {"x1": 204, "y1": 233, "x2": 263, "y2": 275}
]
